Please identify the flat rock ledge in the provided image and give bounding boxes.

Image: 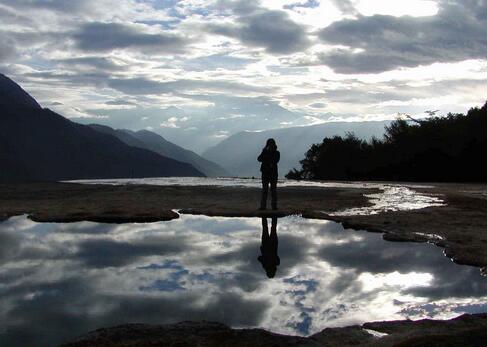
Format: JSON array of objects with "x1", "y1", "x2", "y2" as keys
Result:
[
  {"x1": 0, "y1": 182, "x2": 374, "y2": 223},
  {"x1": 59, "y1": 314, "x2": 487, "y2": 347},
  {"x1": 2, "y1": 182, "x2": 487, "y2": 269}
]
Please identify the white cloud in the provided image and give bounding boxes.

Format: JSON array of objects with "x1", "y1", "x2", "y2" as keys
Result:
[
  {"x1": 355, "y1": 0, "x2": 439, "y2": 17},
  {"x1": 160, "y1": 117, "x2": 180, "y2": 128}
]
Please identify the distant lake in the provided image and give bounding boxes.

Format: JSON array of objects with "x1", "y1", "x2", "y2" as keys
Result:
[{"x1": 1, "y1": 214, "x2": 485, "y2": 347}]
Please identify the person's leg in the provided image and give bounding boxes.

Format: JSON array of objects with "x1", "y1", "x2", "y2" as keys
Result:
[
  {"x1": 261, "y1": 217, "x2": 269, "y2": 243},
  {"x1": 270, "y1": 179, "x2": 277, "y2": 209},
  {"x1": 260, "y1": 177, "x2": 269, "y2": 209},
  {"x1": 270, "y1": 217, "x2": 277, "y2": 243}
]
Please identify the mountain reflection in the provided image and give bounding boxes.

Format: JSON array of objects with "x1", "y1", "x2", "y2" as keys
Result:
[{"x1": 0, "y1": 215, "x2": 486, "y2": 347}]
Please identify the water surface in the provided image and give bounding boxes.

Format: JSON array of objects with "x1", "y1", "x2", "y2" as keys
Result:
[{"x1": 0, "y1": 215, "x2": 485, "y2": 346}]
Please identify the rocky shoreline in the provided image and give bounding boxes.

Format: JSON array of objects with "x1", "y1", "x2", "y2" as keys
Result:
[
  {"x1": 0, "y1": 181, "x2": 375, "y2": 223},
  {"x1": 1, "y1": 181, "x2": 486, "y2": 270},
  {"x1": 311, "y1": 183, "x2": 487, "y2": 271}
]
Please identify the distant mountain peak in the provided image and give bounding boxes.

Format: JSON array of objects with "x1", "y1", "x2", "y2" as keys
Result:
[{"x1": 0, "y1": 73, "x2": 41, "y2": 110}]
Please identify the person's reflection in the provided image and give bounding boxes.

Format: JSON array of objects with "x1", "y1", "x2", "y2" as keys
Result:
[{"x1": 258, "y1": 217, "x2": 280, "y2": 278}]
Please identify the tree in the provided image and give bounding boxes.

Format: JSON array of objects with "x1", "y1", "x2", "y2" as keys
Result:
[{"x1": 286, "y1": 102, "x2": 487, "y2": 182}]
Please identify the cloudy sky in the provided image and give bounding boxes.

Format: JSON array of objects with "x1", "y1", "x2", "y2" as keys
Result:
[
  {"x1": 2, "y1": 214, "x2": 486, "y2": 345},
  {"x1": 1, "y1": 0, "x2": 486, "y2": 151}
]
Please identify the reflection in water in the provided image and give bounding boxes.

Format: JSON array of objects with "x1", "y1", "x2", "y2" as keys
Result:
[
  {"x1": 0, "y1": 215, "x2": 486, "y2": 347},
  {"x1": 258, "y1": 218, "x2": 279, "y2": 278}
]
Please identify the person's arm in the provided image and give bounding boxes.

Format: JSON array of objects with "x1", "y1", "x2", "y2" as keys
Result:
[
  {"x1": 275, "y1": 151, "x2": 280, "y2": 164},
  {"x1": 257, "y1": 150, "x2": 264, "y2": 162}
]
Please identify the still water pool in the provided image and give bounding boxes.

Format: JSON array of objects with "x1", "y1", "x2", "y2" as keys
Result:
[{"x1": 0, "y1": 214, "x2": 485, "y2": 346}]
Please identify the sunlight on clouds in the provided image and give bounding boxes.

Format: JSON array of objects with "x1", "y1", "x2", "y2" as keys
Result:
[
  {"x1": 360, "y1": 272, "x2": 434, "y2": 291},
  {"x1": 356, "y1": 0, "x2": 439, "y2": 17},
  {"x1": 377, "y1": 96, "x2": 460, "y2": 108},
  {"x1": 325, "y1": 113, "x2": 397, "y2": 122},
  {"x1": 283, "y1": 1, "x2": 343, "y2": 28},
  {"x1": 354, "y1": 60, "x2": 487, "y2": 84}
]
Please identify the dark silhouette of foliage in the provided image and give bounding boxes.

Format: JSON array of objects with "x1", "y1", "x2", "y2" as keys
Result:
[{"x1": 286, "y1": 102, "x2": 487, "y2": 182}]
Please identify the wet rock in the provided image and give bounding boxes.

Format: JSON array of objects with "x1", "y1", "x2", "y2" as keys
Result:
[
  {"x1": 0, "y1": 182, "x2": 373, "y2": 224},
  {"x1": 362, "y1": 313, "x2": 487, "y2": 346},
  {"x1": 383, "y1": 232, "x2": 426, "y2": 242},
  {"x1": 59, "y1": 321, "x2": 313, "y2": 347},
  {"x1": 59, "y1": 314, "x2": 487, "y2": 347},
  {"x1": 28, "y1": 210, "x2": 179, "y2": 224}
]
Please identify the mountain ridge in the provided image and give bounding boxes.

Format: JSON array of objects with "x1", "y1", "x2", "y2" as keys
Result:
[
  {"x1": 0, "y1": 74, "x2": 204, "y2": 182},
  {"x1": 0, "y1": 74, "x2": 41, "y2": 109},
  {"x1": 88, "y1": 124, "x2": 228, "y2": 177}
]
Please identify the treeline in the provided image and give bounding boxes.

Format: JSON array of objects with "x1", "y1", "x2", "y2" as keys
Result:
[{"x1": 286, "y1": 102, "x2": 487, "y2": 182}]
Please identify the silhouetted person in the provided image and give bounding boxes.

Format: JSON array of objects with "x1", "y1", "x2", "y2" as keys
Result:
[
  {"x1": 258, "y1": 138, "x2": 280, "y2": 210},
  {"x1": 258, "y1": 217, "x2": 279, "y2": 278}
]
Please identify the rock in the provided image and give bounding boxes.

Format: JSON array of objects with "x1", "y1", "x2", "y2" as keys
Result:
[{"x1": 58, "y1": 314, "x2": 487, "y2": 347}]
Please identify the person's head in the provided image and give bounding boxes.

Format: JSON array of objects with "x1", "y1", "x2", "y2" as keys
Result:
[
  {"x1": 265, "y1": 266, "x2": 277, "y2": 278},
  {"x1": 265, "y1": 138, "x2": 277, "y2": 151},
  {"x1": 258, "y1": 256, "x2": 277, "y2": 278}
]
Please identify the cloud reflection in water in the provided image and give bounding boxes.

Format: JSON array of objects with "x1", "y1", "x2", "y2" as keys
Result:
[{"x1": 0, "y1": 214, "x2": 486, "y2": 347}]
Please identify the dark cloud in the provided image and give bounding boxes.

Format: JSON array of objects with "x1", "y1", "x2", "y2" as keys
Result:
[
  {"x1": 0, "y1": 36, "x2": 16, "y2": 63},
  {"x1": 72, "y1": 22, "x2": 189, "y2": 53},
  {"x1": 0, "y1": 274, "x2": 268, "y2": 347},
  {"x1": 316, "y1": 1, "x2": 487, "y2": 73},
  {"x1": 214, "y1": 0, "x2": 260, "y2": 16},
  {"x1": 0, "y1": 29, "x2": 64, "y2": 65},
  {"x1": 0, "y1": 230, "x2": 21, "y2": 262},
  {"x1": 16, "y1": 70, "x2": 272, "y2": 98},
  {"x1": 0, "y1": 5, "x2": 32, "y2": 26},
  {"x1": 0, "y1": 28, "x2": 59, "y2": 64},
  {"x1": 23, "y1": 70, "x2": 111, "y2": 90},
  {"x1": 0, "y1": 0, "x2": 93, "y2": 13},
  {"x1": 207, "y1": 5, "x2": 311, "y2": 54},
  {"x1": 315, "y1": 49, "x2": 421, "y2": 74},
  {"x1": 75, "y1": 236, "x2": 190, "y2": 267}
]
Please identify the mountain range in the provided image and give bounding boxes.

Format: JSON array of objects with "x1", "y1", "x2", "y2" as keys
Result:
[
  {"x1": 0, "y1": 74, "x2": 204, "y2": 182},
  {"x1": 88, "y1": 124, "x2": 228, "y2": 177},
  {"x1": 1, "y1": 72, "x2": 394, "y2": 181},
  {"x1": 202, "y1": 121, "x2": 390, "y2": 177}
]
